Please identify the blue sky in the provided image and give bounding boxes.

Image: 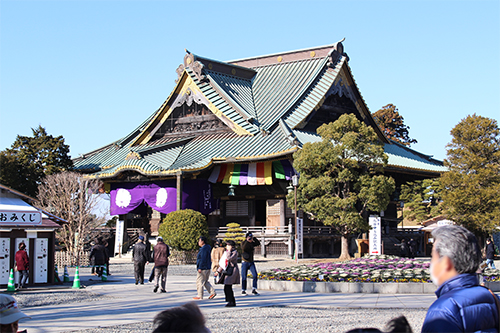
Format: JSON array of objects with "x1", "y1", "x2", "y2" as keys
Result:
[{"x1": 1, "y1": 0, "x2": 499, "y2": 162}]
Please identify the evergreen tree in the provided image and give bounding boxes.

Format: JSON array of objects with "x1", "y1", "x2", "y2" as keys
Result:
[
  {"x1": 288, "y1": 114, "x2": 395, "y2": 260},
  {"x1": 400, "y1": 178, "x2": 442, "y2": 223},
  {"x1": 372, "y1": 104, "x2": 417, "y2": 146},
  {"x1": 0, "y1": 125, "x2": 73, "y2": 197},
  {"x1": 441, "y1": 114, "x2": 500, "y2": 234}
]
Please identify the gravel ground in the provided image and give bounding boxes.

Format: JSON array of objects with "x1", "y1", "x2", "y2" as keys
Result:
[
  {"x1": 75, "y1": 306, "x2": 427, "y2": 333},
  {"x1": 17, "y1": 260, "x2": 429, "y2": 332},
  {"x1": 14, "y1": 290, "x2": 115, "y2": 308}
]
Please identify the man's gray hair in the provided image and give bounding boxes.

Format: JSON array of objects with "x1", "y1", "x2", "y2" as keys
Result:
[{"x1": 432, "y1": 225, "x2": 481, "y2": 274}]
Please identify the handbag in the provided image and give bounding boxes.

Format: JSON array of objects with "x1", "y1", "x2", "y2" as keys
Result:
[
  {"x1": 222, "y1": 264, "x2": 234, "y2": 276},
  {"x1": 215, "y1": 273, "x2": 225, "y2": 285}
]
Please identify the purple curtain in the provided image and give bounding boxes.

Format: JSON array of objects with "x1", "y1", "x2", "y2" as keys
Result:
[{"x1": 110, "y1": 179, "x2": 218, "y2": 216}]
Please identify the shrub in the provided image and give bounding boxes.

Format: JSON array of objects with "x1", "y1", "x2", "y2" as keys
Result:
[
  {"x1": 159, "y1": 209, "x2": 209, "y2": 251},
  {"x1": 223, "y1": 222, "x2": 245, "y2": 250}
]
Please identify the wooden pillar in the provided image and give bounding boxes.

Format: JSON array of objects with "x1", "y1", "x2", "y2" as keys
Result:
[
  {"x1": 176, "y1": 171, "x2": 183, "y2": 211},
  {"x1": 279, "y1": 199, "x2": 286, "y2": 227}
]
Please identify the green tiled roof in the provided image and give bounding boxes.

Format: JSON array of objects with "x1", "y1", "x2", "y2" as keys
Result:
[
  {"x1": 74, "y1": 42, "x2": 445, "y2": 179},
  {"x1": 205, "y1": 71, "x2": 256, "y2": 119},
  {"x1": 251, "y1": 57, "x2": 329, "y2": 128},
  {"x1": 283, "y1": 57, "x2": 344, "y2": 129},
  {"x1": 293, "y1": 130, "x2": 447, "y2": 173},
  {"x1": 188, "y1": 68, "x2": 259, "y2": 136}
]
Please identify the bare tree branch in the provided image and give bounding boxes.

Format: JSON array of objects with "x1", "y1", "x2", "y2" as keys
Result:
[{"x1": 36, "y1": 172, "x2": 104, "y2": 264}]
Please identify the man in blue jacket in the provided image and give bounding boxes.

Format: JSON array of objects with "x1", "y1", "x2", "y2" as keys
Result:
[
  {"x1": 422, "y1": 225, "x2": 499, "y2": 332},
  {"x1": 193, "y1": 236, "x2": 216, "y2": 300}
]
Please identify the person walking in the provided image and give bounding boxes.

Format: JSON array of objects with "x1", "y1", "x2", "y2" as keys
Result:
[
  {"x1": 153, "y1": 236, "x2": 170, "y2": 293},
  {"x1": 241, "y1": 232, "x2": 260, "y2": 295},
  {"x1": 89, "y1": 238, "x2": 108, "y2": 277},
  {"x1": 14, "y1": 242, "x2": 29, "y2": 289},
  {"x1": 193, "y1": 236, "x2": 216, "y2": 300},
  {"x1": 211, "y1": 239, "x2": 225, "y2": 276},
  {"x1": 132, "y1": 235, "x2": 149, "y2": 285},
  {"x1": 216, "y1": 240, "x2": 240, "y2": 307},
  {"x1": 394, "y1": 239, "x2": 409, "y2": 258},
  {"x1": 422, "y1": 225, "x2": 499, "y2": 332},
  {"x1": 485, "y1": 238, "x2": 496, "y2": 269},
  {"x1": 408, "y1": 238, "x2": 417, "y2": 259}
]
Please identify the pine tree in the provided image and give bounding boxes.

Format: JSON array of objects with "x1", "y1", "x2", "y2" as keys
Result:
[
  {"x1": 372, "y1": 104, "x2": 417, "y2": 146},
  {"x1": 400, "y1": 179, "x2": 442, "y2": 223},
  {"x1": 441, "y1": 114, "x2": 500, "y2": 234},
  {"x1": 288, "y1": 114, "x2": 395, "y2": 260},
  {"x1": 0, "y1": 126, "x2": 72, "y2": 197}
]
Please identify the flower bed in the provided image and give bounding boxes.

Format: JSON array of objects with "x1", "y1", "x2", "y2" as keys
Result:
[
  {"x1": 259, "y1": 255, "x2": 433, "y2": 283},
  {"x1": 482, "y1": 269, "x2": 500, "y2": 282},
  {"x1": 259, "y1": 255, "x2": 500, "y2": 283}
]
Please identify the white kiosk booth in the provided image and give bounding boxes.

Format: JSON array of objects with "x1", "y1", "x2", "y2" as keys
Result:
[{"x1": 0, "y1": 184, "x2": 63, "y2": 287}]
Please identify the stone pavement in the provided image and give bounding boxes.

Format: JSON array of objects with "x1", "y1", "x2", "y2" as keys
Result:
[{"x1": 19, "y1": 261, "x2": 437, "y2": 333}]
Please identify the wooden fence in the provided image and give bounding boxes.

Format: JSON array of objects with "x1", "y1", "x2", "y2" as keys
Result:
[{"x1": 55, "y1": 251, "x2": 91, "y2": 267}]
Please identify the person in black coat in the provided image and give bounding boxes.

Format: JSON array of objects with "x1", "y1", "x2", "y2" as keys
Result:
[
  {"x1": 132, "y1": 235, "x2": 149, "y2": 284},
  {"x1": 89, "y1": 238, "x2": 108, "y2": 277},
  {"x1": 408, "y1": 238, "x2": 417, "y2": 258},
  {"x1": 486, "y1": 238, "x2": 496, "y2": 269}
]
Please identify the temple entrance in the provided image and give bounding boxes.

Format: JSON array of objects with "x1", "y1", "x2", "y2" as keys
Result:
[{"x1": 255, "y1": 200, "x2": 266, "y2": 226}]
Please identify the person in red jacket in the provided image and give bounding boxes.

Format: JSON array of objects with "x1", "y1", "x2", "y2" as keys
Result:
[{"x1": 15, "y1": 242, "x2": 29, "y2": 289}]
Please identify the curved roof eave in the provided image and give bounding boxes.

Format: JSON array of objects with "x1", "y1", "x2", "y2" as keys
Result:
[{"x1": 82, "y1": 147, "x2": 298, "y2": 180}]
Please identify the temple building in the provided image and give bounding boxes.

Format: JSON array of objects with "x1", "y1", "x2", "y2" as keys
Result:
[{"x1": 73, "y1": 41, "x2": 446, "y2": 257}]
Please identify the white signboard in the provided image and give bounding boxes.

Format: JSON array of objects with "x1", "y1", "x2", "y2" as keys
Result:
[
  {"x1": 437, "y1": 220, "x2": 454, "y2": 226},
  {"x1": 0, "y1": 238, "x2": 10, "y2": 284},
  {"x1": 34, "y1": 238, "x2": 48, "y2": 283},
  {"x1": 369, "y1": 215, "x2": 382, "y2": 255},
  {"x1": 296, "y1": 218, "x2": 303, "y2": 254},
  {"x1": 114, "y1": 219, "x2": 125, "y2": 256},
  {"x1": 0, "y1": 211, "x2": 41, "y2": 225}
]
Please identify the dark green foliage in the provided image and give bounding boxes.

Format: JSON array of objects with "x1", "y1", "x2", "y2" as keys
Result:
[
  {"x1": 372, "y1": 104, "x2": 417, "y2": 146},
  {"x1": 159, "y1": 209, "x2": 209, "y2": 251},
  {"x1": 105, "y1": 216, "x2": 118, "y2": 228},
  {"x1": 288, "y1": 114, "x2": 395, "y2": 259},
  {"x1": 0, "y1": 125, "x2": 72, "y2": 197},
  {"x1": 400, "y1": 179, "x2": 442, "y2": 223},
  {"x1": 441, "y1": 114, "x2": 500, "y2": 234}
]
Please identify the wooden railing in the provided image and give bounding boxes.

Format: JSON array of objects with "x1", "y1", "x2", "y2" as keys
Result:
[{"x1": 209, "y1": 225, "x2": 337, "y2": 237}]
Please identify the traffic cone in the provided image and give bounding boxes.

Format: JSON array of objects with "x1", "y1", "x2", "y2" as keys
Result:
[
  {"x1": 101, "y1": 266, "x2": 107, "y2": 282},
  {"x1": 7, "y1": 269, "x2": 16, "y2": 291},
  {"x1": 72, "y1": 266, "x2": 81, "y2": 289},
  {"x1": 63, "y1": 266, "x2": 70, "y2": 282}
]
